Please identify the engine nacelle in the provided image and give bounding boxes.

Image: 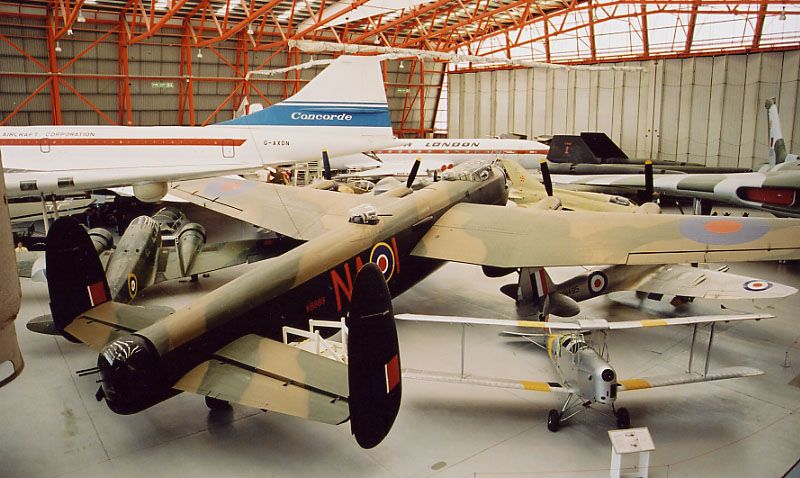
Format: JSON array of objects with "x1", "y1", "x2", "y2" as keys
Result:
[
  {"x1": 87, "y1": 228, "x2": 114, "y2": 254},
  {"x1": 97, "y1": 334, "x2": 174, "y2": 414},
  {"x1": 176, "y1": 222, "x2": 207, "y2": 276},
  {"x1": 132, "y1": 182, "x2": 168, "y2": 203}
]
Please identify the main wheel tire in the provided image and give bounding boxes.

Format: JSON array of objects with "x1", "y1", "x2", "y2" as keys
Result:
[
  {"x1": 616, "y1": 407, "x2": 630, "y2": 429},
  {"x1": 205, "y1": 396, "x2": 231, "y2": 411},
  {"x1": 547, "y1": 409, "x2": 561, "y2": 432}
]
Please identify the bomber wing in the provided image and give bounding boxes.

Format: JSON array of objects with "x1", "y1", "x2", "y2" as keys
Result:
[
  {"x1": 410, "y1": 203, "x2": 800, "y2": 267},
  {"x1": 621, "y1": 264, "x2": 798, "y2": 300},
  {"x1": 170, "y1": 177, "x2": 378, "y2": 240}
]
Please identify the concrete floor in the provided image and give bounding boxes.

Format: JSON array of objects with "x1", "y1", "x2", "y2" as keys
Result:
[{"x1": 2, "y1": 206, "x2": 800, "y2": 477}]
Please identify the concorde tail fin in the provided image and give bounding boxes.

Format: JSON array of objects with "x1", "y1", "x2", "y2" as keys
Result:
[{"x1": 220, "y1": 56, "x2": 391, "y2": 129}]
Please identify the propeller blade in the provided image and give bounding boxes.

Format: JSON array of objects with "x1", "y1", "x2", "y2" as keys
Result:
[
  {"x1": 406, "y1": 158, "x2": 421, "y2": 189},
  {"x1": 321, "y1": 149, "x2": 332, "y2": 180},
  {"x1": 539, "y1": 160, "x2": 553, "y2": 197},
  {"x1": 644, "y1": 159, "x2": 654, "y2": 201}
]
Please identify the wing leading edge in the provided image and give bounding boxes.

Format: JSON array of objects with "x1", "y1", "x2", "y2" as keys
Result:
[{"x1": 411, "y1": 203, "x2": 800, "y2": 267}]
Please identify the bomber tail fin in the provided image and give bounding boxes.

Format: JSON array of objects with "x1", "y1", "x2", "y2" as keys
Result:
[
  {"x1": 346, "y1": 262, "x2": 401, "y2": 449},
  {"x1": 220, "y1": 56, "x2": 391, "y2": 129},
  {"x1": 766, "y1": 97, "x2": 788, "y2": 166},
  {"x1": 46, "y1": 217, "x2": 111, "y2": 342}
]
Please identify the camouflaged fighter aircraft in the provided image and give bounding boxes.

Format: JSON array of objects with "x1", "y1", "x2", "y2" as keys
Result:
[
  {"x1": 501, "y1": 158, "x2": 640, "y2": 213},
  {"x1": 398, "y1": 312, "x2": 773, "y2": 431},
  {"x1": 19, "y1": 208, "x2": 291, "y2": 303},
  {"x1": 45, "y1": 159, "x2": 800, "y2": 448}
]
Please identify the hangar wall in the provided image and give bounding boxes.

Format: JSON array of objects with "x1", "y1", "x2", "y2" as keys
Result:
[
  {"x1": 448, "y1": 51, "x2": 800, "y2": 169},
  {"x1": 0, "y1": 16, "x2": 443, "y2": 134}
]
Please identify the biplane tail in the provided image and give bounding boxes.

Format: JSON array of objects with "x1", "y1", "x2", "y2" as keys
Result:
[
  {"x1": 346, "y1": 262, "x2": 402, "y2": 449},
  {"x1": 46, "y1": 217, "x2": 111, "y2": 342}
]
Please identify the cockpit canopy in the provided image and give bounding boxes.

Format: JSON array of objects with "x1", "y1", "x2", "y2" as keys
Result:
[{"x1": 442, "y1": 160, "x2": 496, "y2": 183}]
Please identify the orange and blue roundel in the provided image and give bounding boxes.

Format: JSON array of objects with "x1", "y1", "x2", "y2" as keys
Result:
[
  {"x1": 370, "y1": 242, "x2": 395, "y2": 281},
  {"x1": 679, "y1": 217, "x2": 770, "y2": 245}
]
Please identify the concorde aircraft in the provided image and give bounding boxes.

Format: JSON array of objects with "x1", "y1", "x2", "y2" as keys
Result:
[
  {"x1": 1, "y1": 55, "x2": 399, "y2": 202},
  {"x1": 43, "y1": 159, "x2": 800, "y2": 448}
]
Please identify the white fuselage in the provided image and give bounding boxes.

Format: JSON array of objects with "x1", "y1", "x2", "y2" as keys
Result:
[
  {"x1": 1, "y1": 124, "x2": 397, "y2": 198},
  {"x1": 332, "y1": 138, "x2": 549, "y2": 176}
]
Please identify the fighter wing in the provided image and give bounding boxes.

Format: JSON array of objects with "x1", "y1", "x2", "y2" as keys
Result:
[
  {"x1": 395, "y1": 313, "x2": 773, "y2": 332},
  {"x1": 157, "y1": 239, "x2": 288, "y2": 282},
  {"x1": 501, "y1": 159, "x2": 637, "y2": 213},
  {"x1": 170, "y1": 177, "x2": 373, "y2": 240},
  {"x1": 173, "y1": 334, "x2": 350, "y2": 425},
  {"x1": 625, "y1": 264, "x2": 798, "y2": 300},
  {"x1": 618, "y1": 366, "x2": 763, "y2": 391},
  {"x1": 403, "y1": 368, "x2": 574, "y2": 394},
  {"x1": 410, "y1": 203, "x2": 800, "y2": 267}
]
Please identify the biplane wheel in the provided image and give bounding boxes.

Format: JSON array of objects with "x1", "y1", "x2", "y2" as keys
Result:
[
  {"x1": 616, "y1": 407, "x2": 630, "y2": 429},
  {"x1": 205, "y1": 396, "x2": 231, "y2": 411},
  {"x1": 547, "y1": 409, "x2": 561, "y2": 432}
]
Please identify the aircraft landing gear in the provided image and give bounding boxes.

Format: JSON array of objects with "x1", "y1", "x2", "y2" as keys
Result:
[
  {"x1": 205, "y1": 396, "x2": 231, "y2": 411},
  {"x1": 547, "y1": 409, "x2": 561, "y2": 432},
  {"x1": 615, "y1": 407, "x2": 631, "y2": 429}
]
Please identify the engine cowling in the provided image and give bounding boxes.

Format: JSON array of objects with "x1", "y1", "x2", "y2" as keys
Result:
[
  {"x1": 176, "y1": 222, "x2": 207, "y2": 276},
  {"x1": 132, "y1": 182, "x2": 168, "y2": 203},
  {"x1": 87, "y1": 228, "x2": 114, "y2": 254}
]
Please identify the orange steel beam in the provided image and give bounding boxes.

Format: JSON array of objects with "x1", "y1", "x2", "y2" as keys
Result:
[
  {"x1": 47, "y1": 7, "x2": 63, "y2": 125},
  {"x1": 685, "y1": 0, "x2": 699, "y2": 53},
  {"x1": 0, "y1": 78, "x2": 51, "y2": 126},
  {"x1": 118, "y1": 15, "x2": 132, "y2": 125},
  {"x1": 58, "y1": 77, "x2": 116, "y2": 125},
  {"x1": 751, "y1": 1, "x2": 768, "y2": 49}
]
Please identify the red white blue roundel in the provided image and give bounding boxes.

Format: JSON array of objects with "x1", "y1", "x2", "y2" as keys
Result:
[
  {"x1": 588, "y1": 271, "x2": 608, "y2": 295},
  {"x1": 743, "y1": 280, "x2": 772, "y2": 292},
  {"x1": 370, "y1": 242, "x2": 395, "y2": 281}
]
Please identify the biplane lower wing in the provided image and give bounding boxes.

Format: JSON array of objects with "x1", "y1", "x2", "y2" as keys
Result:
[
  {"x1": 403, "y1": 368, "x2": 574, "y2": 394},
  {"x1": 618, "y1": 366, "x2": 763, "y2": 391}
]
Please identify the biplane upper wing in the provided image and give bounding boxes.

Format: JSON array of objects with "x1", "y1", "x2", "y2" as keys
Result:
[
  {"x1": 403, "y1": 368, "x2": 574, "y2": 394},
  {"x1": 410, "y1": 203, "x2": 800, "y2": 267},
  {"x1": 170, "y1": 177, "x2": 372, "y2": 240},
  {"x1": 618, "y1": 366, "x2": 763, "y2": 391}
]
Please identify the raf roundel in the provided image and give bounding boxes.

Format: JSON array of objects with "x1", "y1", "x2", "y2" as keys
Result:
[
  {"x1": 743, "y1": 280, "x2": 772, "y2": 292},
  {"x1": 588, "y1": 271, "x2": 608, "y2": 295},
  {"x1": 127, "y1": 273, "x2": 138, "y2": 299},
  {"x1": 369, "y1": 242, "x2": 396, "y2": 281}
]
